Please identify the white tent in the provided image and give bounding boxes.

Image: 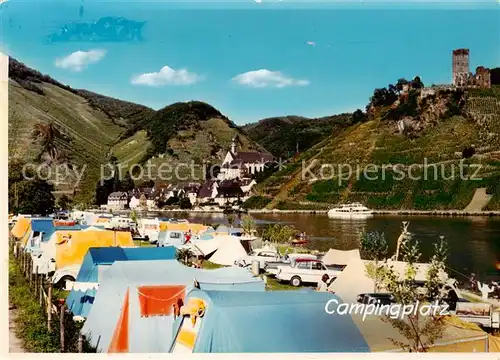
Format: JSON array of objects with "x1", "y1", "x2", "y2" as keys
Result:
[
  {"x1": 209, "y1": 237, "x2": 248, "y2": 266},
  {"x1": 189, "y1": 237, "x2": 225, "y2": 256},
  {"x1": 81, "y1": 226, "x2": 105, "y2": 232},
  {"x1": 322, "y1": 248, "x2": 361, "y2": 265},
  {"x1": 329, "y1": 256, "x2": 444, "y2": 303}
]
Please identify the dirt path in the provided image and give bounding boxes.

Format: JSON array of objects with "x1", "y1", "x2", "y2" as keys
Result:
[
  {"x1": 464, "y1": 188, "x2": 492, "y2": 212},
  {"x1": 9, "y1": 305, "x2": 25, "y2": 353}
]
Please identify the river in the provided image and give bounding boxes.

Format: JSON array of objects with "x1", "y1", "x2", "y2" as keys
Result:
[{"x1": 165, "y1": 212, "x2": 500, "y2": 284}]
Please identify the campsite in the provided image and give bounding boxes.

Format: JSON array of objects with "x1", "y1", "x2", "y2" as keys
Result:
[{"x1": 8, "y1": 212, "x2": 500, "y2": 353}]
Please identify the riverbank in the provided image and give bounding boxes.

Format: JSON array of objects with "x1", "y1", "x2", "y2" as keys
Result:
[
  {"x1": 91, "y1": 207, "x2": 500, "y2": 217},
  {"x1": 247, "y1": 209, "x2": 500, "y2": 217}
]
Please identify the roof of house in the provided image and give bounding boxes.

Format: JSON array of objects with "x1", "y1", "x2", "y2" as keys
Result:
[
  {"x1": 108, "y1": 191, "x2": 128, "y2": 199},
  {"x1": 217, "y1": 185, "x2": 244, "y2": 198},
  {"x1": 198, "y1": 180, "x2": 217, "y2": 198},
  {"x1": 232, "y1": 151, "x2": 273, "y2": 164}
]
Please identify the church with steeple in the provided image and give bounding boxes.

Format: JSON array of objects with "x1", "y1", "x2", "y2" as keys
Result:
[{"x1": 218, "y1": 137, "x2": 274, "y2": 181}]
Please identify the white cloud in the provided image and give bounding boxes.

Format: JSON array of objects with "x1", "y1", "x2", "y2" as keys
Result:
[
  {"x1": 255, "y1": 0, "x2": 262, "y2": 3},
  {"x1": 131, "y1": 65, "x2": 203, "y2": 86},
  {"x1": 232, "y1": 69, "x2": 309, "y2": 88},
  {"x1": 55, "y1": 49, "x2": 106, "y2": 72},
  {"x1": 307, "y1": 41, "x2": 316, "y2": 46}
]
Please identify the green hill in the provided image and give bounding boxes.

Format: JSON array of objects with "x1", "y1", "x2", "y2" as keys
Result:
[
  {"x1": 254, "y1": 86, "x2": 500, "y2": 211},
  {"x1": 112, "y1": 101, "x2": 267, "y2": 183},
  {"x1": 242, "y1": 114, "x2": 353, "y2": 159},
  {"x1": 8, "y1": 58, "x2": 264, "y2": 204}
]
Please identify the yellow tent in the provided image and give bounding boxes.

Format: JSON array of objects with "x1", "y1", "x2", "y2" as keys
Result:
[
  {"x1": 54, "y1": 230, "x2": 135, "y2": 269},
  {"x1": 11, "y1": 217, "x2": 31, "y2": 239},
  {"x1": 96, "y1": 217, "x2": 111, "y2": 224},
  {"x1": 488, "y1": 334, "x2": 500, "y2": 352},
  {"x1": 159, "y1": 222, "x2": 207, "y2": 234}
]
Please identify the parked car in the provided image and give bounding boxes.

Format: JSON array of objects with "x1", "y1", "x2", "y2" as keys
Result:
[
  {"x1": 356, "y1": 293, "x2": 395, "y2": 305},
  {"x1": 275, "y1": 259, "x2": 342, "y2": 287},
  {"x1": 235, "y1": 248, "x2": 280, "y2": 269},
  {"x1": 264, "y1": 253, "x2": 318, "y2": 275}
]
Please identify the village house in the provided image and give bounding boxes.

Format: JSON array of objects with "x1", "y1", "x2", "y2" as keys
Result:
[
  {"x1": 240, "y1": 178, "x2": 257, "y2": 193},
  {"x1": 107, "y1": 192, "x2": 129, "y2": 210},
  {"x1": 197, "y1": 180, "x2": 219, "y2": 204},
  {"x1": 182, "y1": 183, "x2": 201, "y2": 205},
  {"x1": 129, "y1": 188, "x2": 157, "y2": 211},
  {"x1": 214, "y1": 179, "x2": 245, "y2": 206}
]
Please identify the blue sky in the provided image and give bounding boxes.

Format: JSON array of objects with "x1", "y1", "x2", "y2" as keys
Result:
[{"x1": 0, "y1": 1, "x2": 498, "y2": 124}]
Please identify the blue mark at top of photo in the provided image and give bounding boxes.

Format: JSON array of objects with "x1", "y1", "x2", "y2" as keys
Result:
[{"x1": 1, "y1": 0, "x2": 148, "y2": 44}]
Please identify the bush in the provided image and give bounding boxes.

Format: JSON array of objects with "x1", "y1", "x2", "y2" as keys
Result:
[{"x1": 242, "y1": 196, "x2": 271, "y2": 209}]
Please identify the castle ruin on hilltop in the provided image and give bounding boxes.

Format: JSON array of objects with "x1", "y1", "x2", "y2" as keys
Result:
[{"x1": 452, "y1": 48, "x2": 491, "y2": 88}]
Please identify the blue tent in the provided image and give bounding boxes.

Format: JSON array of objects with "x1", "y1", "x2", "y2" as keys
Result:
[
  {"x1": 82, "y1": 260, "x2": 264, "y2": 352},
  {"x1": 67, "y1": 247, "x2": 177, "y2": 317},
  {"x1": 27, "y1": 218, "x2": 54, "y2": 251},
  {"x1": 172, "y1": 289, "x2": 370, "y2": 353}
]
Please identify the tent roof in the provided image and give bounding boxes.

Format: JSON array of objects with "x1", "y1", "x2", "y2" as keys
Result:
[
  {"x1": 82, "y1": 260, "x2": 264, "y2": 352},
  {"x1": 208, "y1": 237, "x2": 247, "y2": 266},
  {"x1": 179, "y1": 289, "x2": 370, "y2": 353},
  {"x1": 69, "y1": 247, "x2": 177, "y2": 316},
  {"x1": 54, "y1": 230, "x2": 134, "y2": 269},
  {"x1": 322, "y1": 248, "x2": 361, "y2": 265},
  {"x1": 11, "y1": 216, "x2": 31, "y2": 238},
  {"x1": 353, "y1": 313, "x2": 488, "y2": 352},
  {"x1": 328, "y1": 257, "x2": 439, "y2": 303},
  {"x1": 215, "y1": 225, "x2": 229, "y2": 233}
]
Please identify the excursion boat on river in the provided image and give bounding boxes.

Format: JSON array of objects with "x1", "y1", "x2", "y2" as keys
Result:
[{"x1": 327, "y1": 202, "x2": 373, "y2": 218}]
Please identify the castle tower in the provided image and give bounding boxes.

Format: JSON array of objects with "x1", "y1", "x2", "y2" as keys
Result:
[{"x1": 452, "y1": 48, "x2": 470, "y2": 87}]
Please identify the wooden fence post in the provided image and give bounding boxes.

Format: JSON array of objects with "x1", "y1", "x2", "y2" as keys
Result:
[
  {"x1": 59, "y1": 301, "x2": 65, "y2": 352},
  {"x1": 28, "y1": 258, "x2": 32, "y2": 286},
  {"x1": 47, "y1": 282, "x2": 53, "y2": 331},
  {"x1": 78, "y1": 334, "x2": 84, "y2": 353},
  {"x1": 35, "y1": 266, "x2": 39, "y2": 297}
]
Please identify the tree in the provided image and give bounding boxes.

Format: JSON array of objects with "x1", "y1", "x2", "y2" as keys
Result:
[
  {"x1": 226, "y1": 214, "x2": 236, "y2": 227},
  {"x1": 364, "y1": 235, "x2": 449, "y2": 352},
  {"x1": 241, "y1": 215, "x2": 256, "y2": 236},
  {"x1": 412, "y1": 76, "x2": 424, "y2": 89},
  {"x1": 352, "y1": 109, "x2": 367, "y2": 124},
  {"x1": 119, "y1": 171, "x2": 135, "y2": 192},
  {"x1": 9, "y1": 160, "x2": 56, "y2": 215},
  {"x1": 10, "y1": 179, "x2": 55, "y2": 215},
  {"x1": 179, "y1": 197, "x2": 192, "y2": 209},
  {"x1": 262, "y1": 223, "x2": 297, "y2": 244},
  {"x1": 31, "y1": 122, "x2": 69, "y2": 163},
  {"x1": 130, "y1": 210, "x2": 137, "y2": 224},
  {"x1": 396, "y1": 78, "x2": 410, "y2": 93},
  {"x1": 360, "y1": 231, "x2": 388, "y2": 292},
  {"x1": 57, "y1": 194, "x2": 72, "y2": 211},
  {"x1": 176, "y1": 248, "x2": 194, "y2": 267}
]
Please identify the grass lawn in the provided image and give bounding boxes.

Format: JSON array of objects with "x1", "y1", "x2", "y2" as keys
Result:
[
  {"x1": 133, "y1": 240, "x2": 155, "y2": 247},
  {"x1": 265, "y1": 276, "x2": 301, "y2": 291},
  {"x1": 201, "y1": 261, "x2": 224, "y2": 270}
]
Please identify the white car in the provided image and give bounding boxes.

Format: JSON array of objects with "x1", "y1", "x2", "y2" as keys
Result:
[
  {"x1": 235, "y1": 248, "x2": 280, "y2": 269},
  {"x1": 276, "y1": 259, "x2": 342, "y2": 287}
]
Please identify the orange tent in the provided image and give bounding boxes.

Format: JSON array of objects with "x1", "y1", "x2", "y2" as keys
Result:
[
  {"x1": 11, "y1": 217, "x2": 31, "y2": 239},
  {"x1": 159, "y1": 222, "x2": 207, "y2": 234},
  {"x1": 54, "y1": 230, "x2": 135, "y2": 270}
]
